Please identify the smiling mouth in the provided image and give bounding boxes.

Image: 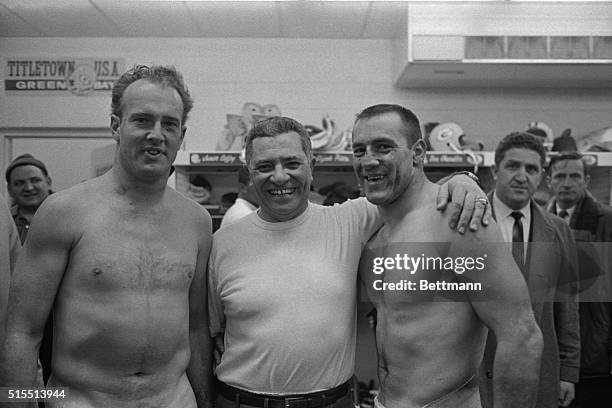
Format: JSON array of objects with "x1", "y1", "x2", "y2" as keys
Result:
[
  {"x1": 144, "y1": 147, "x2": 163, "y2": 157},
  {"x1": 268, "y1": 188, "x2": 296, "y2": 197},
  {"x1": 364, "y1": 174, "x2": 386, "y2": 183}
]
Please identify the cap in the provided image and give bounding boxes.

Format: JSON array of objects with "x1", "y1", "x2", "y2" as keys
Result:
[
  {"x1": 5, "y1": 154, "x2": 49, "y2": 182},
  {"x1": 552, "y1": 129, "x2": 578, "y2": 152}
]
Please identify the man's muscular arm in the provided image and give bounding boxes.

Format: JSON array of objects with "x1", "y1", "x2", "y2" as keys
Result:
[
  {"x1": 452, "y1": 226, "x2": 543, "y2": 408},
  {"x1": 187, "y1": 209, "x2": 214, "y2": 408},
  {"x1": 0, "y1": 196, "x2": 72, "y2": 397}
]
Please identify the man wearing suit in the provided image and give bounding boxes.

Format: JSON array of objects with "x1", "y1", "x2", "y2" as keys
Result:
[
  {"x1": 547, "y1": 151, "x2": 612, "y2": 408},
  {"x1": 480, "y1": 132, "x2": 580, "y2": 408}
]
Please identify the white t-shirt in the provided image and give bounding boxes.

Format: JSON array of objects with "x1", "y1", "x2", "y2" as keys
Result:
[{"x1": 208, "y1": 198, "x2": 381, "y2": 394}]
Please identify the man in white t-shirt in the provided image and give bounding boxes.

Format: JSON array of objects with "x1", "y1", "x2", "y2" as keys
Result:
[{"x1": 208, "y1": 116, "x2": 490, "y2": 408}]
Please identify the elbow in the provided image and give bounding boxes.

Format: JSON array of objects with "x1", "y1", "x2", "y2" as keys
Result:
[
  {"x1": 496, "y1": 317, "x2": 543, "y2": 368},
  {"x1": 524, "y1": 321, "x2": 544, "y2": 362}
]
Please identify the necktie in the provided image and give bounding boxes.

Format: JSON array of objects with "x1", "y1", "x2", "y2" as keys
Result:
[
  {"x1": 559, "y1": 210, "x2": 569, "y2": 223},
  {"x1": 510, "y1": 211, "x2": 524, "y2": 270}
]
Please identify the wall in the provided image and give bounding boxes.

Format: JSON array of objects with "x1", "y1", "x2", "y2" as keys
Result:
[{"x1": 1, "y1": 36, "x2": 611, "y2": 178}]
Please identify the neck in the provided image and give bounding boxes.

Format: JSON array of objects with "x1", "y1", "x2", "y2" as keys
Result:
[
  {"x1": 17, "y1": 205, "x2": 38, "y2": 222},
  {"x1": 557, "y1": 196, "x2": 582, "y2": 210},
  {"x1": 109, "y1": 165, "x2": 168, "y2": 203},
  {"x1": 378, "y1": 171, "x2": 434, "y2": 224}
]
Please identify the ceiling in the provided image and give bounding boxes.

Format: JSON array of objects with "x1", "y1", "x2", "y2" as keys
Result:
[{"x1": 0, "y1": 0, "x2": 408, "y2": 39}]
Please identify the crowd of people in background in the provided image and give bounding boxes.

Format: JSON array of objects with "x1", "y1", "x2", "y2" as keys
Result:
[{"x1": 0, "y1": 64, "x2": 610, "y2": 408}]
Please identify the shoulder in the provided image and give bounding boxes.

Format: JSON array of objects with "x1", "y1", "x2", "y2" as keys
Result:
[
  {"x1": 36, "y1": 180, "x2": 98, "y2": 218},
  {"x1": 533, "y1": 204, "x2": 574, "y2": 246},
  {"x1": 532, "y1": 202, "x2": 564, "y2": 227},
  {"x1": 594, "y1": 198, "x2": 612, "y2": 221},
  {"x1": 169, "y1": 188, "x2": 212, "y2": 230},
  {"x1": 450, "y1": 216, "x2": 504, "y2": 253},
  {"x1": 332, "y1": 197, "x2": 380, "y2": 220}
]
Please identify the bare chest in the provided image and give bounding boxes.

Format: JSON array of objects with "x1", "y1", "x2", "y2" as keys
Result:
[{"x1": 66, "y1": 213, "x2": 199, "y2": 292}]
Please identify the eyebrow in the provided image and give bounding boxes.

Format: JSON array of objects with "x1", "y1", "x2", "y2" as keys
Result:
[
  {"x1": 129, "y1": 112, "x2": 180, "y2": 123},
  {"x1": 359, "y1": 137, "x2": 398, "y2": 144}
]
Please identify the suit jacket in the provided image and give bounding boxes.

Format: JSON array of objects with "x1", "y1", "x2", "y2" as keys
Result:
[
  {"x1": 480, "y1": 194, "x2": 580, "y2": 408},
  {"x1": 548, "y1": 193, "x2": 612, "y2": 378}
]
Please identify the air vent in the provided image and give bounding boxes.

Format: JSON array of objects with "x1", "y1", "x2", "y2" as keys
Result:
[{"x1": 397, "y1": 35, "x2": 612, "y2": 88}]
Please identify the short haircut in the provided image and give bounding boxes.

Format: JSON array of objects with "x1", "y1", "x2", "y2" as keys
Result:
[
  {"x1": 237, "y1": 166, "x2": 250, "y2": 185},
  {"x1": 111, "y1": 65, "x2": 193, "y2": 124},
  {"x1": 244, "y1": 116, "x2": 312, "y2": 165},
  {"x1": 354, "y1": 104, "x2": 423, "y2": 144},
  {"x1": 548, "y1": 151, "x2": 590, "y2": 176},
  {"x1": 494, "y1": 131, "x2": 546, "y2": 167}
]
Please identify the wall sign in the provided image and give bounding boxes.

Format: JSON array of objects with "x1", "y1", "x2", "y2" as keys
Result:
[{"x1": 4, "y1": 58, "x2": 125, "y2": 96}]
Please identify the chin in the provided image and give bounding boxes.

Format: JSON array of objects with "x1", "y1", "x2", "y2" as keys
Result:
[{"x1": 364, "y1": 194, "x2": 388, "y2": 206}]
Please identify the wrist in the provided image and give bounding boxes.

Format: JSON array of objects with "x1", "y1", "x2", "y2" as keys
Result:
[{"x1": 449, "y1": 171, "x2": 481, "y2": 188}]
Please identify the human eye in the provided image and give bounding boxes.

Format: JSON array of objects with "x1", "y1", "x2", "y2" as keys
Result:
[
  {"x1": 526, "y1": 166, "x2": 540, "y2": 174},
  {"x1": 131, "y1": 115, "x2": 150, "y2": 126},
  {"x1": 505, "y1": 162, "x2": 519, "y2": 170},
  {"x1": 163, "y1": 120, "x2": 180, "y2": 131},
  {"x1": 375, "y1": 143, "x2": 393, "y2": 153},
  {"x1": 285, "y1": 160, "x2": 303, "y2": 170},
  {"x1": 255, "y1": 163, "x2": 273, "y2": 172},
  {"x1": 352, "y1": 146, "x2": 365, "y2": 157}
]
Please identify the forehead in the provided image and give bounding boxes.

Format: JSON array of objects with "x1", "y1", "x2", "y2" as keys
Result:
[
  {"x1": 500, "y1": 147, "x2": 542, "y2": 166},
  {"x1": 551, "y1": 159, "x2": 584, "y2": 175},
  {"x1": 9, "y1": 165, "x2": 46, "y2": 181},
  {"x1": 251, "y1": 131, "x2": 307, "y2": 161},
  {"x1": 353, "y1": 112, "x2": 410, "y2": 144},
  {"x1": 120, "y1": 79, "x2": 183, "y2": 120}
]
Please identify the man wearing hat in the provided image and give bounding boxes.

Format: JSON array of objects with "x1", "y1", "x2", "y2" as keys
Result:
[
  {"x1": 5, "y1": 153, "x2": 54, "y2": 389},
  {"x1": 5, "y1": 153, "x2": 53, "y2": 243}
]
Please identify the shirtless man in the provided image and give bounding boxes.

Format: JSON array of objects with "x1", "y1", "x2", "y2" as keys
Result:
[
  {"x1": 353, "y1": 104, "x2": 543, "y2": 408},
  {"x1": 0, "y1": 65, "x2": 213, "y2": 408}
]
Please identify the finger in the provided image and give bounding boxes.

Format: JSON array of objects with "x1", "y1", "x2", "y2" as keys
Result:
[
  {"x1": 558, "y1": 389, "x2": 569, "y2": 407},
  {"x1": 446, "y1": 202, "x2": 463, "y2": 231},
  {"x1": 215, "y1": 336, "x2": 225, "y2": 354},
  {"x1": 436, "y1": 182, "x2": 451, "y2": 211},
  {"x1": 567, "y1": 389, "x2": 575, "y2": 405},
  {"x1": 456, "y1": 191, "x2": 475, "y2": 234},
  {"x1": 482, "y1": 200, "x2": 492, "y2": 226},
  {"x1": 469, "y1": 198, "x2": 490, "y2": 231},
  {"x1": 445, "y1": 183, "x2": 467, "y2": 231}
]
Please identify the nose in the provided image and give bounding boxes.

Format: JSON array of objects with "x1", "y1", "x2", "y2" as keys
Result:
[
  {"x1": 361, "y1": 147, "x2": 381, "y2": 169},
  {"x1": 270, "y1": 164, "x2": 290, "y2": 185},
  {"x1": 146, "y1": 122, "x2": 164, "y2": 143},
  {"x1": 561, "y1": 176, "x2": 573, "y2": 187},
  {"x1": 514, "y1": 167, "x2": 528, "y2": 181},
  {"x1": 23, "y1": 181, "x2": 35, "y2": 191}
]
